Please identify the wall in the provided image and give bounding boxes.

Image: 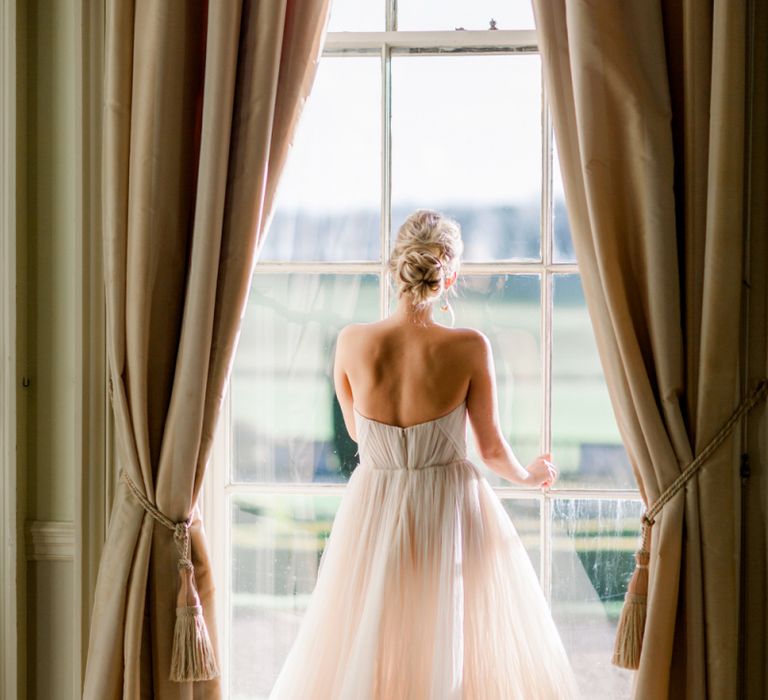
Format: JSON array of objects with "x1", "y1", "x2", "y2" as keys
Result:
[{"x1": 19, "y1": 0, "x2": 78, "y2": 698}]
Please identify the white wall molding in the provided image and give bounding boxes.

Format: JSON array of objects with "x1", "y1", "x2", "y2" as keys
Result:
[
  {"x1": 26, "y1": 521, "x2": 75, "y2": 561},
  {"x1": 1, "y1": 0, "x2": 19, "y2": 696}
]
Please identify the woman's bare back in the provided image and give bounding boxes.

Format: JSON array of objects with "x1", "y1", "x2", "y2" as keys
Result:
[
  {"x1": 333, "y1": 315, "x2": 558, "y2": 490},
  {"x1": 333, "y1": 318, "x2": 482, "y2": 431}
]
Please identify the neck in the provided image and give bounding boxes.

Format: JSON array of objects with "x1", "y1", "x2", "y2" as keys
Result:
[{"x1": 391, "y1": 294, "x2": 435, "y2": 325}]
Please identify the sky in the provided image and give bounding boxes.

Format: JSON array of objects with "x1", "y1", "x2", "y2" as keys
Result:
[
  {"x1": 327, "y1": 0, "x2": 535, "y2": 33},
  {"x1": 272, "y1": 0, "x2": 549, "y2": 216}
]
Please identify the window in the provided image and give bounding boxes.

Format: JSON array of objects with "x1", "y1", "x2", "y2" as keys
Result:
[{"x1": 203, "y1": 5, "x2": 642, "y2": 698}]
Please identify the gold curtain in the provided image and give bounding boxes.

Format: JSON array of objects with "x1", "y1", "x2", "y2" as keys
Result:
[
  {"x1": 82, "y1": 1, "x2": 330, "y2": 697},
  {"x1": 742, "y1": 2, "x2": 768, "y2": 696},
  {"x1": 532, "y1": 1, "x2": 759, "y2": 697}
]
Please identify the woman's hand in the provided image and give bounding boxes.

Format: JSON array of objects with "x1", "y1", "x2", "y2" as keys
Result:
[{"x1": 523, "y1": 452, "x2": 558, "y2": 490}]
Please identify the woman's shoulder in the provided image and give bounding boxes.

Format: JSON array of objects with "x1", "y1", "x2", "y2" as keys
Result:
[
  {"x1": 445, "y1": 327, "x2": 493, "y2": 365},
  {"x1": 336, "y1": 321, "x2": 491, "y2": 358},
  {"x1": 335, "y1": 320, "x2": 386, "y2": 351},
  {"x1": 336, "y1": 320, "x2": 381, "y2": 339},
  {"x1": 339, "y1": 320, "x2": 488, "y2": 340},
  {"x1": 439, "y1": 324, "x2": 491, "y2": 349}
]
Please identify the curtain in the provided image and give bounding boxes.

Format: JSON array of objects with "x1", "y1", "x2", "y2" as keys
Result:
[
  {"x1": 83, "y1": 1, "x2": 330, "y2": 697},
  {"x1": 532, "y1": 1, "x2": 761, "y2": 698},
  {"x1": 743, "y1": 2, "x2": 768, "y2": 696}
]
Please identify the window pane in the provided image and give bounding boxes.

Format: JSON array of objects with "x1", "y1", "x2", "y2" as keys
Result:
[
  {"x1": 232, "y1": 273, "x2": 379, "y2": 482},
  {"x1": 392, "y1": 55, "x2": 542, "y2": 262},
  {"x1": 501, "y1": 498, "x2": 541, "y2": 578},
  {"x1": 453, "y1": 275, "x2": 542, "y2": 480},
  {"x1": 553, "y1": 134, "x2": 576, "y2": 263},
  {"x1": 230, "y1": 494, "x2": 341, "y2": 698},
  {"x1": 398, "y1": 0, "x2": 535, "y2": 30},
  {"x1": 260, "y1": 57, "x2": 381, "y2": 261},
  {"x1": 552, "y1": 274, "x2": 635, "y2": 488},
  {"x1": 328, "y1": 0, "x2": 384, "y2": 32},
  {"x1": 551, "y1": 498, "x2": 643, "y2": 698}
]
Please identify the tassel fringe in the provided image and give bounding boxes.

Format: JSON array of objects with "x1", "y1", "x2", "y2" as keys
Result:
[
  {"x1": 612, "y1": 528, "x2": 650, "y2": 670},
  {"x1": 612, "y1": 591, "x2": 647, "y2": 669},
  {"x1": 170, "y1": 605, "x2": 220, "y2": 682}
]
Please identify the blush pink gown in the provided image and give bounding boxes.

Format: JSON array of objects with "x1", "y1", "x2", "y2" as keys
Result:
[{"x1": 269, "y1": 400, "x2": 581, "y2": 699}]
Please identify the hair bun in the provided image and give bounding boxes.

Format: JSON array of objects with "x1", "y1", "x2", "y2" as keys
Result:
[{"x1": 388, "y1": 210, "x2": 463, "y2": 309}]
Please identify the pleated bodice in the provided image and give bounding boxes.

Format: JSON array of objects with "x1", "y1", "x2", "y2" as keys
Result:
[{"x1": 353, "y1": 400, "x2": 467, "y2": 471}]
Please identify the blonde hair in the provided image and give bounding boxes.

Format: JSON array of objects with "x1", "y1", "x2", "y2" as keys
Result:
[{"x1": 388, "y1": 209, "x2": 463, "y2": 317}]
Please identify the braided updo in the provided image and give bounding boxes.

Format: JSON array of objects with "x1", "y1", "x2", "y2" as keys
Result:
[{"x1": 388, "y1": 209, "x2": 463, "y2": 312}]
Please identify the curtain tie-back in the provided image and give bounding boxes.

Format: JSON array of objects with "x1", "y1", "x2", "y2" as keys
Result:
[
  {"x1": 120, "y1": 469, "x2": 220, "y2": 682},
  {"x1": 613, "y1": 377, "x2": 768, "y2": 669}
]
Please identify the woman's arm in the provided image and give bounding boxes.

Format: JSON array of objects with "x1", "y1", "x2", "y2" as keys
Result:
[
  {"x1": 466, "y1": 331, "x2": 557, "y2": 488},
  {"x1": 332, "y1": 325, "x2": 357, "y2": 442}
]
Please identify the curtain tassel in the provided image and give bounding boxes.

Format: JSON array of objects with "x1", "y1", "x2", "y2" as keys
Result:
[
  {"x1": 120, "y1": 470, "x2": 220, "y2": 682},
  {"x1": 612, "y1": 518, "x2": 650, "y2": 669},
  {"x1": 610, "y1": 378, "x2": 768, "y2": 671},
  {"x1": 170, "y1": 603, "x2": 220, "y2": 682},
  {"x1": 169, "y1": 522, "x2": 220, "y2": 682}
]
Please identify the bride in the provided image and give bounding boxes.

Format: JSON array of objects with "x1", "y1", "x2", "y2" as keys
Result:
[
  {"x1": 335, "y1": 209, "x2": 557, "y2": 491},
  {"x1": 269, "y1": 210, "x2": 581, "y2": 699}
]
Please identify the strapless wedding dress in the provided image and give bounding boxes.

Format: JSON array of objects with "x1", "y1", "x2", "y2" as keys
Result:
[{"x1": 269, "y1": 400, "x2": 581, "y2": 699}]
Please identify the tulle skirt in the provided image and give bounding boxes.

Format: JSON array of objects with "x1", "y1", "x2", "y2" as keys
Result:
[{"x1": 269, "y1": 459, "x2": 581, "y2": 699}]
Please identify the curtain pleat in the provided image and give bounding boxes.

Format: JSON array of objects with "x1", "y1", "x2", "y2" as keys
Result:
[
  {"x1": 532, "y1": 1, "x2": 754, "y2": 697},
  {"x1": 742, "y1": 3, "x2": 768, "y2": 696},
  {"x1": 83, "y1": 1, "x2": 330, "y2": 697}
]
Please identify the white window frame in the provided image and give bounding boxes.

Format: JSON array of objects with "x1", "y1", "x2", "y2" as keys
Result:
[{"x1": 202, "y1": 20, "x2": 642, "y2": 696}]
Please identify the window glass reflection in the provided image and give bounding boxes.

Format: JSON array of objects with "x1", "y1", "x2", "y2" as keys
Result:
[
  {"x1": 501, "y1": 498, "x2": 541, "y2": 577},
  {"x1": 551, "y1": 498, "x2": 643, "y2": 697},
  {"x1": 451, "y1": 274, "x2": 542, "y2": 481},
  {"x1": 553, "y1": 135, "x2": 576, "y2": 262},
  {"x1": 232, "y1": 274, "x2": 379, "y2": 483},
  {"x1": 230, "y1": 494, "x2": 342, "y2": 698},
  {"x1": 552, "y1": 274, "x2": 634, "y2": 488}
]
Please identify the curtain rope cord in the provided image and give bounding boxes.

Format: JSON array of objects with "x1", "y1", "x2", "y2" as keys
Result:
[
  {"x1": 641, "y1": 378, "x2": 768, "y2": 532},
  {"x1": 120, "y1": 469, "x2": 194, "y2": 572}
]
